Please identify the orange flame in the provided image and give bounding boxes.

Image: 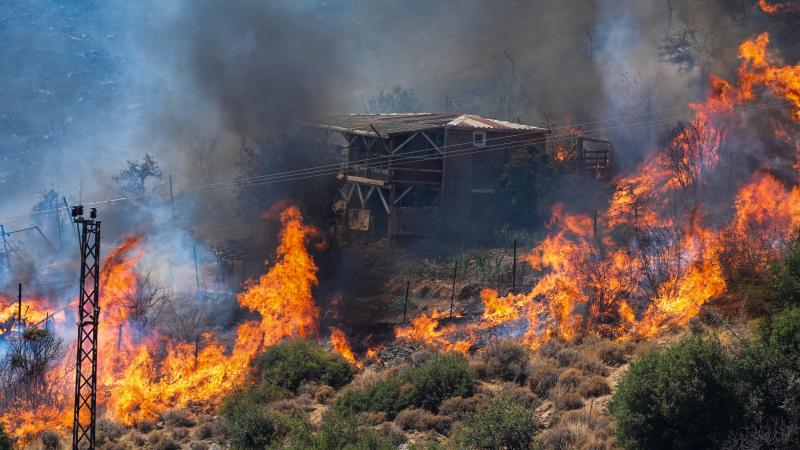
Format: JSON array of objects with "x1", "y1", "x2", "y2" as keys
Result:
[{"x1": 329, "y1": 327, "x2": 357, "y2": 365}]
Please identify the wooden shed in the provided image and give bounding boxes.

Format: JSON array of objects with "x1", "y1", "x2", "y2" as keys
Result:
[{"x1": 307, "y1": 113, "x2": 609, "y2": 239}]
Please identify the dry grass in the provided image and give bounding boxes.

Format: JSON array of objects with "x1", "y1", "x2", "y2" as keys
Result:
[
  {"x1": 555, "y1": 348, "x2": 582, "y2": 367},
  {"x1": 360, "y1": 411, "x2": 389, "y2": 425},
  {"x1": 578, "y1": 376, "x2": 611, "y2": 398},
  {"x1": 577, "y1": 356, "x2": 609, "y2": 376},
  {"x1": 39, "y1": 430, "x2": 61, "y2": 450},
  {"x1": 553, "y1": 392, "x2": 584, "y2": 410},
  {"x1": 394, "y1": 408, "x2": 452, "y2": 434},
  {"x1": 538, "y1": 339, "x2": 565, "y2": 359},
  {"x1": 147, "y1": 431, "x2": 180, "y2": 450},
  {"x1": 543, "y1": 422, "x2": 609, "y2": 450},
  {"x1": 350, "y1": 366, "x2": 400, "y2": 388},
  {"x1": 496, "y1": 382, "x2": 538, "y2": 408},
  {"x1": 479, "y1": 339, "x2": 531, "y2": 384},
  {"x1": 134, "y1": 419, "x2": 155, "y2": 434},
  {"x1": 595, "y1": 340, "x2": 628, "y2": 367},
  {"x1": 160, "y1": 408, "x2": 196, "y2": 428},
  {"x1": 558, "y1": 410, "x2": 615, "y2": 442},
  {"x1": 528, "y1": 365, "x2": 559, "y2": 397},
  {"x1": 439, "y1": 394, "x2": 489, "y2": 419},
  {"x1": 557, "y1": 368, "x2": 584, "y2": 391},
  {"x1": 314, "y1": 384, "x2": 336, "y2": 403}
]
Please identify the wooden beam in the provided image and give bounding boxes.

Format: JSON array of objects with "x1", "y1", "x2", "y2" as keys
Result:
[
  {"x1": 364, "y1": 186, "x2": 376, "y2": 203},
  {"x1": 420, "y1": 130, "x2": 443, "y2": 155},
  {"x1": 392, "y1": 132, "x2": 418, "y2": 154},
  {"x1": 356, "y1": 184, "x2": 365, "y2": 208},
  {"x1": 345, "y1": 175, "x2": 385, "y2": 186},
  {"x1": 393, "y1": 186, "x2": 413, "y2": 205},
  {"x1": 376, "y1": 187, "x2": 390, "y2": 214}
]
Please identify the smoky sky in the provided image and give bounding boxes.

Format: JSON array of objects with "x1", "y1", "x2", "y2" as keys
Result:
[{"x1": 1, "y1": 0, "x2": 797, "y2": 226}]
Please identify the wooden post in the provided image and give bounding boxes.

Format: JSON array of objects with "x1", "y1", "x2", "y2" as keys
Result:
[
  {"x1": 449, "y1": 261, "x2": 458, "y2": 318},
  {"x1": 17, "y1": 283, "x2": 22, "y2": 329},
  {"x1": 402, "y1": 280, "x2": 410, "y2": 324},
  {"x1": 512, "y1": 239, "x2": 517, "y2": 294},
  {"x1": 194, "y1": 335, "x2": 200, "y2": 370}
]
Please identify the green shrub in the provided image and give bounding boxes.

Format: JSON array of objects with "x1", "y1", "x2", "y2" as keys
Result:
[
  {"x1": 767, "y1": 305, "x2": 800, "y2": 357},
  {"x1": 283, "y1": 411, "x2": 397, "y2": 450},
  {"x1": 773, "y1": 229, "x2": 800, "y2": 304},
  {"x1": 609, "y1": 336, "x2": 742, "y2": 450},
  {"x1": 253, "y1": 339, "x2": 354, "y2": 391},
  {"x1": 457, "y1": 397, "x2": 539, "y2": 450},
  {"x1": 400, "y1": 353, "x2": 474, "y2": 412},
  {"x1": 333, "y1": 377, "x2": 408, "y2": 418},
  {"x1": 734, "y1": 340, "x2": 800, "y2": 425},
  {"x1": 333, "y1": 353, "x2": 474, "y2": 418},
  {"x1": 220, "y1": 383, "x2": 287, "y2": 449},
  {"x1": 0, "y1": 424, "x2": 12, "y2": 450}
]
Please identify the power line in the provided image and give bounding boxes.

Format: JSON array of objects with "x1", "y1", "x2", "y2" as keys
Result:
[{"x1": 0, "y1": 98, "x2": 791, "y2": 223}]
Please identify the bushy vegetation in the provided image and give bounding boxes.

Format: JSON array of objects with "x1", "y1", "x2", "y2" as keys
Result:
[
  {"x1": 480, "y1": 339, "x2": 530, "y2": 384},
  {"x1": 252, "y1": 338, "x2": 355, "y2": 391},
  {"x1": 220, "y1": 340, "x2": 358, "y2": 449},
  {"x1": 772, "y1": 229, "x2": 800, "y2": 304},
  {"x1": 219, "y1": 383, "x2": 286, "y2": 450},
  {"x1": 455, "y1": 397, "x2": 539, "y2": 450},
  {"x1": 333, "y1": 353, "x2": 474, "y2": 418},
  {"x1": 609, "y1": 233, "x2": 800, "y2": 449},
  {"x1": 609, "y1": 336, "x2": 742, "y2": 449},
  {"x1": 611, "y1": 308, "x2": 800, "y2": 450},
  {"x1": 0, "y1": 424, "x2": 12, "y2": 450},
  {"x1": 283, "y1": 411, "x2": 400, "y2": 450}
]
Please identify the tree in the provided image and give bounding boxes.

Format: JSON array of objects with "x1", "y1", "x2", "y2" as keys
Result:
[
  {"x1": 0, "y1": 327, "x2": 64, "y2": 410},
  {"x1": 367, "y1": 85, "x2": 423, "y2": 113},
  {"x1": 113, "y1": 153, "x2": 163, "y2": 196}
]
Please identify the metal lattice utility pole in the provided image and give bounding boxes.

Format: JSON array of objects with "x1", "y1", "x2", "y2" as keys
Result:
[{"x1": 71, "y1": 206, "x2": 101, "y2": 450}]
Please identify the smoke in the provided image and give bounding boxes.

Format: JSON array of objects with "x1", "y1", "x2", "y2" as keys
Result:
[{"x1": 0, "y1": 0, "x2": 798, "y2": 291}]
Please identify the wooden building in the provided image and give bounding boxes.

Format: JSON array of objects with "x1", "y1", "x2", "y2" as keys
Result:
[{"x1": 307, "y1": 113, "x2": 610, "y2": 239}]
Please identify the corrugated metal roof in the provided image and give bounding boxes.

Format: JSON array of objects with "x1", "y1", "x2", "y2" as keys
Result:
[{"x1": 309, "y1": 113, "x2": 547, "y2": 136}]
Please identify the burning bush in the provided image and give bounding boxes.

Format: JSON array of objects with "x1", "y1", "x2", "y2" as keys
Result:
[
  {"x1": 609, "y1": 336, "x2": 742, "y2": 449},
  {"x1": 252, "y1": 338, "x2": 354, "y2": 392},
  {"x1": 453, "y1": 397, "x2": 540, "y2": 450}
]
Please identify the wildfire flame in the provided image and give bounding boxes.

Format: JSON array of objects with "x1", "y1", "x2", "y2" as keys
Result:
[
  {"x1": 396, "y1": 32, "x2": 800, "y2": 349},
  {"x1": 1, "y1": 205, "x2": 324, "y2": 440}
]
